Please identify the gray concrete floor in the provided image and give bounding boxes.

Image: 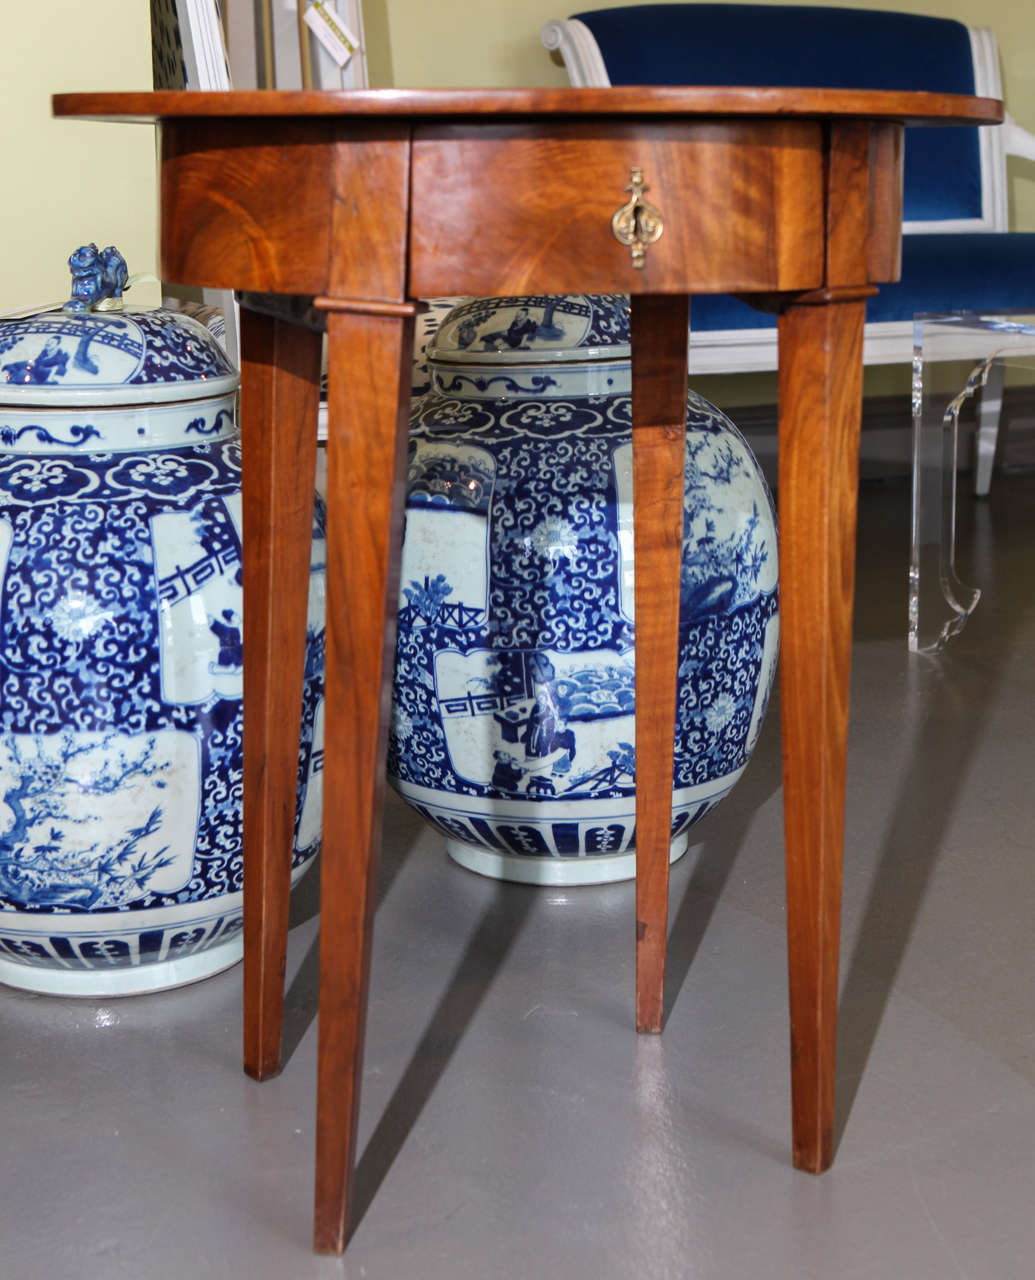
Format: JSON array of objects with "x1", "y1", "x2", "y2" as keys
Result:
[{"x1": 2, "y1": 473, "x2": 1033, "y2": 1279}]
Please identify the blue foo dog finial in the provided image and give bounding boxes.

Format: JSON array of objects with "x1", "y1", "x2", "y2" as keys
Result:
[{"x1": 63, "y1": 243, "x2": 129, "y2": 314}]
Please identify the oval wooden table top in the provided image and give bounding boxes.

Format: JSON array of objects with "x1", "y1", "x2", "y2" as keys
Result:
[{"x1": 54, "y1": 85, "x2": 1003, "y2": 126}]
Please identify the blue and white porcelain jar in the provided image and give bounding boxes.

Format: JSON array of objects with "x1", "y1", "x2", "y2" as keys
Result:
[
  {"x1": 0, "y1": 264, "x2": 325, "y2": 994},
  {"x1": 388, "y1": 294, "x2": 778, "y2": 885}
]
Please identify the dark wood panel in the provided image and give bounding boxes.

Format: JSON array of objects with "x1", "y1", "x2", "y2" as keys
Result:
[
  {"x1": 777, "y1": 297, "x2": 866, "y2": 1174},
  {"x1": 313, "y1": 305, "x2": 417, "y2": 1254},
  {"x1": 239, "y1": 310, "x2": 323, "y2": 1082},
  {"x1": 826, "y1": 123, "x2": 873, "y2": 287},
  {"x1": 409, "y1": 122, "x2": 826, "y2": 296},
  {"x1": 630, "y1": 294, "x2": 690, "y2": 1034},
  {"x1": 867, "y1": 124, "x2": 905, "y2": 283},
  {"x1": 328, "y1": 126, "x2": 411, "y2": 301},
  {"x1": 160, "y1": 119, "x2": 335, "y2": 293}
]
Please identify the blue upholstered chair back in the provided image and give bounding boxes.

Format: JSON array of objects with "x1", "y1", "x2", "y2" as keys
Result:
[{"x1": 573, "y1": 4, "x2": 981, "y2": 223}]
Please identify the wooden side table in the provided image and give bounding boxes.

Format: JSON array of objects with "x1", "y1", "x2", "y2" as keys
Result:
[{"x1": 54, "y1": 86, "x2": 1002, "y2": 1254}]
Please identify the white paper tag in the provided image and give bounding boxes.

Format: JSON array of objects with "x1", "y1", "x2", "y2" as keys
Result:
[{"x1": 303, "y1": 2, "x2": 360, "y2": 69}]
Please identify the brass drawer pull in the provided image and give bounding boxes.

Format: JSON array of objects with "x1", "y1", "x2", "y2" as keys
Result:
[{"x1": 611, "y1": 167, "x2": 664, "y2": 268}]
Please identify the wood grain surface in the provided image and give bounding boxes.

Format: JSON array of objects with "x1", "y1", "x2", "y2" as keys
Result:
[
  {"x1": 410, "y1": 122, "x2": 823, "y2": 297},
  {"x1": 327, "y1": 127, "x2": 411, "y2": 300},
  {"x1": 54, "y1": 86, "x2": 1003, "y2": 125},
  {"x1": 630, "y1": 294, "x2": 691, "y2": 1033},
  {"x1": 240, "y1": 309, "x2": 323, "y2": 1081},
  {"x1": 825, "y1": 123, "x2": 873, "y2": 286},
  {"x1": 866, "y1": 124, "x2": 905, "y2": 282},
  {"x1": 160, "y1": 119, "x2": 334, "y2": 293},
  {"x1": 777, "y1": 295, "x2": 866, "y2": 1173},
  {"x1": 313, "y1": 304, "x2": 417, "y2": 1254}
]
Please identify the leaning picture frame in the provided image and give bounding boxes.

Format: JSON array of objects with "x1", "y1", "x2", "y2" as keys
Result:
[{"x1": 150, "y1": 0, "x2": 238, "y2": 362}]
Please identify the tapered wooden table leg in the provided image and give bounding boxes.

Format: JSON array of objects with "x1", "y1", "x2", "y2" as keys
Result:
[
  {"x1": 630, "y1": 294, "x2": 690, "y2": 1034},
  {"x1": 241, "y1": 308, "x2": 323, "y2": 1082},
  {"x1": 777, "y1": 295, "x2": 865, "y2": 1172},
  {"x1": 312, "y1": 303, "x2": 415, "y2": 1255}
]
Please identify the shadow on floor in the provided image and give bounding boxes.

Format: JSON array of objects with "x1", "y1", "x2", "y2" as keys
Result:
[
  {"x1": 281, "y1": 791, "x2": 422, "y2": 1069},
  {"x1": 350, "y1": 876, "x2": 537, "y2": 1231},
  {"x1": 664, "y1": 707, "x2": 783, "y2": 1025},
  {"x1": 835, "y1": 488, "x2": 1034, "y2": 1150}
]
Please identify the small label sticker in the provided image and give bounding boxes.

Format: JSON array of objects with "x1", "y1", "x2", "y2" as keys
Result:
[{"x1": 303, "y1": 2, "x2": 360, "y2": 68}]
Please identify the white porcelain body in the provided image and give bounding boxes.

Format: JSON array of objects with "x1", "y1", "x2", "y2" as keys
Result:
[
  {"x1": 0, "y1": 308, "x2": 325, "y2": 994},
  {"x1": 388, "y1": 295, "x2": 778, "y2": 885}
]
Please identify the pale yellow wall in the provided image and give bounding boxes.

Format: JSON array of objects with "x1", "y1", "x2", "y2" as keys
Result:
[{"x1": 0, "y1": 2, "x2": 159, "y2": 313}]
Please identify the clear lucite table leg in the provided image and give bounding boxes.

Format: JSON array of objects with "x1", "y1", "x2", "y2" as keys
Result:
[
  {"x1": 974, "y1": 358, "x2": 1006, "y2": 497},
  {"x1": 909, "y1": 344, "x2": 986, "y2": 653},
  {"x1": 909, "y1": 312, "x2": 1035, "y2": 655}
]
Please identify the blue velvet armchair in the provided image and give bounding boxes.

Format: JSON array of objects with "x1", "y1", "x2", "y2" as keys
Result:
[{"x1": 543, "y1": 4, "x2": 1035, "y2": 494}]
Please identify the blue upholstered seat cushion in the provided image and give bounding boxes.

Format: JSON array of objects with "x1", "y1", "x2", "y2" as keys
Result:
[
  {"x1": 574, "y1": 4, "x2": 981, "y2": 221},
  {"x1": 688, "y1": 234, "x2": 1035, "y2": 331}
]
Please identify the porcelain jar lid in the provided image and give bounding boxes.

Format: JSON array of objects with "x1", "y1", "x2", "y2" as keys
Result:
[
  {"x1": 427, "y1": 294, "x2": 632, "y2": 401},
  {"x1": 430, "y1": 294, "x2": 630, "y2": 365},
  {"x1": 0, "y1": 245, "x2": 238, "y2": 407}
]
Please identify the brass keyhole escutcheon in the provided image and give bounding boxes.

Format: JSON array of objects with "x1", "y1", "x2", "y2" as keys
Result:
[{"x1": 611, "y1": 167, "x2": 664, "y2": 268}]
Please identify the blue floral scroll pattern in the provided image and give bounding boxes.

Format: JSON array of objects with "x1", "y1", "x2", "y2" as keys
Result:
[
  {"x1": 134, "y1": 311, "x2": 234, "y2": 385},
  {"x1": 0, "y1": 439, "x2": 324, "y2": 917},
  {"x1": 674, "y1": 594, "x2": 778, "y2": 787},
  {"x1": 0, "y1": 424, "x2": 101, "y2": 449},
  {"x1": 0, "y1": 310, "x2": 233, "y2": 393},
  {"x1": 438, "y1": 294, "x2": 629, "y2": 353},
  {"x1": 0, "y1": 458, "x2": 100, "y2": 503},
  {"x1": 0, "y1": 442, "x2": 234, "y2": 507},
  {"x1": 391, "y1": 618, "x2": 481, "y2": 797},
  {"x1": 435, "y1": 372, "x2": 561, "y2": 397},
  {"x1": 389, "y1": 387, "x2": 778, "y2": 814},
  {"x1": 1, "y1": 316, "x2": 143, "y2": 386},
  {"x1": 409, "y1": 395, "x2": 632, "y2": 656},
  {"x1": 185, "y1": 409, "x2": 234, "y2": 437},
  {"x1": 0, "y1": 730, "x2": 177, "y2": 911},
  {"x1": 107, "y1": 453, "x2": 221, "y2": 498}
]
